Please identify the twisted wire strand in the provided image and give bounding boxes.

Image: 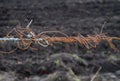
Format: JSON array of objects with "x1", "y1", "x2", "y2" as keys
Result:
[{"x1": 0, "y1": 25, "x2": 120, "y2": 54}]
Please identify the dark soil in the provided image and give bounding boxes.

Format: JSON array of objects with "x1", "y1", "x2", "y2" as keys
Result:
[{"x1": 0, "y1": 0, "x2": 120, "y2": 81}]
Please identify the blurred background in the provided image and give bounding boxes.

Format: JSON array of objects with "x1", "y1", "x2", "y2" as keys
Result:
[{"x1": 0, "y1": 0, "x2": 120, "y2": 81}]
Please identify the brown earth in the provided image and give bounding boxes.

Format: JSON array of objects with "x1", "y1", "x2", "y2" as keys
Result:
[{"x1": 0, "y1": 0, "x2": 120, "y2": 81}]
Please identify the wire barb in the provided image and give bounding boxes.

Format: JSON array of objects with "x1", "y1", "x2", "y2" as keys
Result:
[{"x1": 26, "y1": 20, "x2": 33, "y2": 28}]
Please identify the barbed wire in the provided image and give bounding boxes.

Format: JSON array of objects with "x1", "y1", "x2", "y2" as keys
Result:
[{"x1": 0, "y1": 21, "x2": 120, "y2": 54}]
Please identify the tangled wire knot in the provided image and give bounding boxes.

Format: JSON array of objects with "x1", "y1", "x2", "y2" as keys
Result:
[{"x1": 0, "y1": 20, "x2": 120, "y2": 54}]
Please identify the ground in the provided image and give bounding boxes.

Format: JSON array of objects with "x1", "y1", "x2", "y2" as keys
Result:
[{"x1": 0, "y1": 0, "x2": 120, "y2": 81}]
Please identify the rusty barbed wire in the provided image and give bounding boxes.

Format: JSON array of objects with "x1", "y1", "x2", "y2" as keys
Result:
[{"x1": 0, "y1": 21, "x2": 120, "y2": 54}]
